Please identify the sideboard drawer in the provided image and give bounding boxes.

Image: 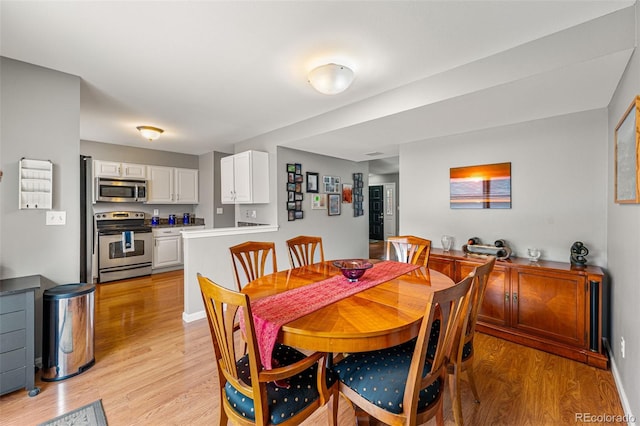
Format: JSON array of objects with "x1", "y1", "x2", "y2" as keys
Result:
[
  {"x1": 0, "y1": 329, "x2": 26, "y2": 354},
  {"x1": 0, "y1": 367, "x2": 27, "y2": 395},
  {"x1": 0, "y1": 348, "x2": 26, "y2": 372},
  {"x1": 0, "y1": 310, "x2": 25, "y2": 334},
  {"x1": 0, "y1": 293, "x2": 25, "y2": 315}
]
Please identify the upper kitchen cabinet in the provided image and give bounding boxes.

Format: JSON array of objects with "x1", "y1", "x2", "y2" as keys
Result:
[
  {"x1": 94, "y1": 160, "x2": 146, "y2": 179},
  {"x1": 220, "y1": 150, "x2": 269, "y2": 204},
  {"x1": 147, "y1": 166, "x2": 198, "y2": 204}
]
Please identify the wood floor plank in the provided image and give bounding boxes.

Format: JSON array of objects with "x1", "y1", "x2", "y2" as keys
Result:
[{"x1": 0, "y1": 270, "x2": 625, "y2": 425}]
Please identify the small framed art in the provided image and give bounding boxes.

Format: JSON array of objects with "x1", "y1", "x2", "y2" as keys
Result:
[
  {"x1": 328, "y1": 193, "x2": 341, "y2": 216},
  {"x1": 311, "y1": 193, "x2": 327, "y2": 209},
  {"x1": 615, "y1": 95, "x2": 640, "y2": 203},
  {"x1": 306, "y1": 172, "x2": 319, "y2": 193}
]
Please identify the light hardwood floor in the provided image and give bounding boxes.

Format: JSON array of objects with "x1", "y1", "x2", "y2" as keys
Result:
[{"x1": 0, "y1": 270, "x2": 625, "y2": 425}]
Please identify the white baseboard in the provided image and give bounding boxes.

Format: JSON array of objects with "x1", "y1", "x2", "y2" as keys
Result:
[
  {"x1": 607, "y1": 341, "x2": 637, "y2": 425},
  {"x1": 182, "y1": 309, "x2": 206, "y2": 323}
]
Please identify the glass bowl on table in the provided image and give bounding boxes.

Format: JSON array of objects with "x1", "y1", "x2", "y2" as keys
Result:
[{"x1": 333, "y1": 259, "x2": 373, "y2": 282}]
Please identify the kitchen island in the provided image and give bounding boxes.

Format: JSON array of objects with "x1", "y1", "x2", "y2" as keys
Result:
[{"x1": 181, "y1": 225, "x2": 279, "y2": 322}]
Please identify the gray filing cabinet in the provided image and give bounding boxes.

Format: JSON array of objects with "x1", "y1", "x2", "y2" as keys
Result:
[{"x1": 0, "y1": 275, "x2": 41, "y2": 397}]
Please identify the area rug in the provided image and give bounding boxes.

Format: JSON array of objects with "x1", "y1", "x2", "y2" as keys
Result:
[{"x1": 37, "y1": 399, "x2": 108, "y2": 426}]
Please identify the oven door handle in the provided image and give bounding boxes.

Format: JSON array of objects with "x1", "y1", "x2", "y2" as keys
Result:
[{"x1": 98, "y1": 230, "x2": 152, "y2": 236}]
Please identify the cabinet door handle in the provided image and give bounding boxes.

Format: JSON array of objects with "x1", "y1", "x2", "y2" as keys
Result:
[
  {"x1": 505, "y1": 292, "x2": 510, "y2": 302},
  {"x1": 513, "y1": 292, "x2": 518, "y2": 304}
]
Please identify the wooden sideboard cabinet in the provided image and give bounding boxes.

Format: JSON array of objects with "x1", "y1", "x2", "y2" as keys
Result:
[{"x1": 428, "y1": 249, "x2": 608, "y2": 369}]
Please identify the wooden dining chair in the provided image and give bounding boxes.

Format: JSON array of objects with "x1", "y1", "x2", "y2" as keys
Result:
[
  {"x1": 286, "y1": 235, "x2": 325, "y2": 268},
  {"x1": 448, "y1": 256, "x2": 496, "y2": 425},
  {"x1": 197, "y1": 273, "x2": 338, "y2": 426},
  {"x1": 332, "y1": 273, "x2": 474, "y2": 426},
  {"x1": 229, "y1": 241, "x2": 277, "y2": 290},
  {"x1": 386, "y1": 235, "x2": 432, "y2": 267}
]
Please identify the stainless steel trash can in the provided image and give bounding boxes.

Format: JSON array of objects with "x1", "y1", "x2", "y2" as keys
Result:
[{"x1": 42, "y1": 283, "x2": 95, "y2": 381}]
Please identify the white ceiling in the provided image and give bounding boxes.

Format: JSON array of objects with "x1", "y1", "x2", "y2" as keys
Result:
[{"x1": 1, "y1": 1, "x2": 636, "y2": 172}]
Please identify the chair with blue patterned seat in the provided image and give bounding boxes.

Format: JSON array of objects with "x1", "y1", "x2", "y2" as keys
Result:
[
  {"x1": 447, "y1": 256, "x2": 496, "y2": 425},
  {"x1": 197, "y1": 273, "x2": 338, "y2": 426},
  {"x1": 331, "y1": 273, "x2": 474, "y2": 426}
]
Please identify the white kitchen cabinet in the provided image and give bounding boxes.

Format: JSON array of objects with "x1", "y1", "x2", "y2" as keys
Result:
[
  {"x1": 221, "y1": 150, "x2": 269, "y2": 204},
  {"x1": 152, "y1": 227, "x2": 182, "y2": 268},
  {"x1": 94, "y1": 160, "x2": 146, "y2": 179},
  {"x1": 174, "y1": 168, "x2": 199, "y2": 203},
  {"x1": 147, "y1": 166, "x2": 198, "y2": 204},
  {"x1": 152, "y1": 225, "x2": 204, "y2": 270}
]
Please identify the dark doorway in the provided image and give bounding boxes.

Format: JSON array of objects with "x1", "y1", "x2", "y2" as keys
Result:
[{"x1": 369, "y1": 185, "x2": 384, "y2": 240}]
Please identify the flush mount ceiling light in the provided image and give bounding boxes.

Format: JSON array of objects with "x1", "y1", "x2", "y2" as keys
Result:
[
  {"x1": 136, "y1": 125, "x2": 164, "y2": 141},
  {"x1": 308, "y1": 63, "x2": 354, "y2": 95}
]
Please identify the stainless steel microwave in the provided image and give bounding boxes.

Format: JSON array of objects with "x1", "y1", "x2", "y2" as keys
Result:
[{"x1": 95, "y1": 177, "x2": 147, "y2": 202}]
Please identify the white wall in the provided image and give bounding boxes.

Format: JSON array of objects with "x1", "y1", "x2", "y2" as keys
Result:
[
  {"x1": 400, "y1": 110, "x2": 607, "y2": 266},
  {"x1": 607, "y1": 2, "x2": 640, "y2": 419}
]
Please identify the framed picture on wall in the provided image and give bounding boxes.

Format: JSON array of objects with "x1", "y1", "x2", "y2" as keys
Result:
[
  {"x1": 615, "y1": 95, "x2": 640, "y2": 203},
  {"x1": 328, "y1": 193, "x2": 341, "y2": 216},
  {"x1": 342, "y1": 183, "x2": 353, "y2": 203},
  {"x1": 311, "y1": 194, "x2": 327, "y2": 209},
  {"x1": 450, "y1": 162, "x2": 511, "y2": 209},
  {"x1": 306, "y1": 172, "x2": 319, "y2": 193}
]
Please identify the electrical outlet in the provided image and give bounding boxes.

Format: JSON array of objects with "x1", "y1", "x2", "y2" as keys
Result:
[
  {"x1": 621, "y1": 336, "x2": 625, "y2": 358},
  {"x1": 46, "y1": 210, "x2": 66, "y2": 225},
  {"x1": 216, "y1": 207, "x2": 223, "y2": 214}
]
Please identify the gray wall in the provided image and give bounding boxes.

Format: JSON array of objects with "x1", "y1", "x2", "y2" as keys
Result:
[
  {"x1": 1, "y1": 57, "x2": 80, "y2": 284},
  {"x1": 607, "y1": 1, "x2": 639, "y2": 418},
  {"x1": 194, "y1": 150, "x2": 234, "y2": 229},
  {"x1": 213, "y1": 151, "x2": 235, "y2": 228},
  {"x1": 400, "y1": 110, "x2": 607, "y2": 265},
  {"x1": 81, "y1": 140, "x2": 198, "y2": 169},
  {"x1": 276, "y1": 147, "x2": 370, "y2": 259},
  {"x1": 183, "y1": 147, "x2": 369, "y2": 316},
  {"x1": 1, "y1": 57, "x2": 81, "y2": 362}
]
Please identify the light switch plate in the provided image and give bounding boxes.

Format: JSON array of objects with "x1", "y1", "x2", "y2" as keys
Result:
[
  {"x1": 216, "y1": 208, "x2": 223, "y2": 214},
  {"x1": 46, "y1": 210, "x2": 66, "y2": 225}
]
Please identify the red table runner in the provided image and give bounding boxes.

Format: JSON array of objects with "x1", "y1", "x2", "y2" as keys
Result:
[{"x1": 244, "y1": 261, "x2": 420, "y2": 369}]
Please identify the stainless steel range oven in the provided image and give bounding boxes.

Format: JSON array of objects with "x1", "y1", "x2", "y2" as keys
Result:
[{"x1": 95, "y1": 211, "x2": 152, "y2": 282}]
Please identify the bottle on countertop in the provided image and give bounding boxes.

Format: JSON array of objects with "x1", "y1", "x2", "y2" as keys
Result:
[{"x1": 168, "y1": 214, "x2": 176, "y2": 225}]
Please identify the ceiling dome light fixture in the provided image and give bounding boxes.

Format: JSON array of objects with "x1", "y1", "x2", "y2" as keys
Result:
[
  {"x1": 308, "y1": 63, "x2": 354, "y2": 95},
  {"x1": 136, "y1": 125, "x2": 164, "y2": 141}
]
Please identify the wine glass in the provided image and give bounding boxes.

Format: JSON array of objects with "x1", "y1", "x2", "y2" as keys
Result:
[
  {"x1": 441, "y1": 235, "x2": 453, "y2": 252},
  {"x1": 527, "y1": 248, "x2": 541, "y2": 262}
]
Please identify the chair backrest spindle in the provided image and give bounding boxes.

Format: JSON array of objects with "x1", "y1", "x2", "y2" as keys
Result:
[{"x1": 286, "y1": 235, "x2": 325, "y2": 268}]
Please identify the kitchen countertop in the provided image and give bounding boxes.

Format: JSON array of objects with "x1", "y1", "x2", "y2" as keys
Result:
[{"x1": 0, "y1": 275, "x2": 42, "y2": 296}]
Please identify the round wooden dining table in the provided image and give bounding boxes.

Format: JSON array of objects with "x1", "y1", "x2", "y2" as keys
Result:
[{"x1": 241, "y1": 260, "x2": 456, "y2": 354}]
